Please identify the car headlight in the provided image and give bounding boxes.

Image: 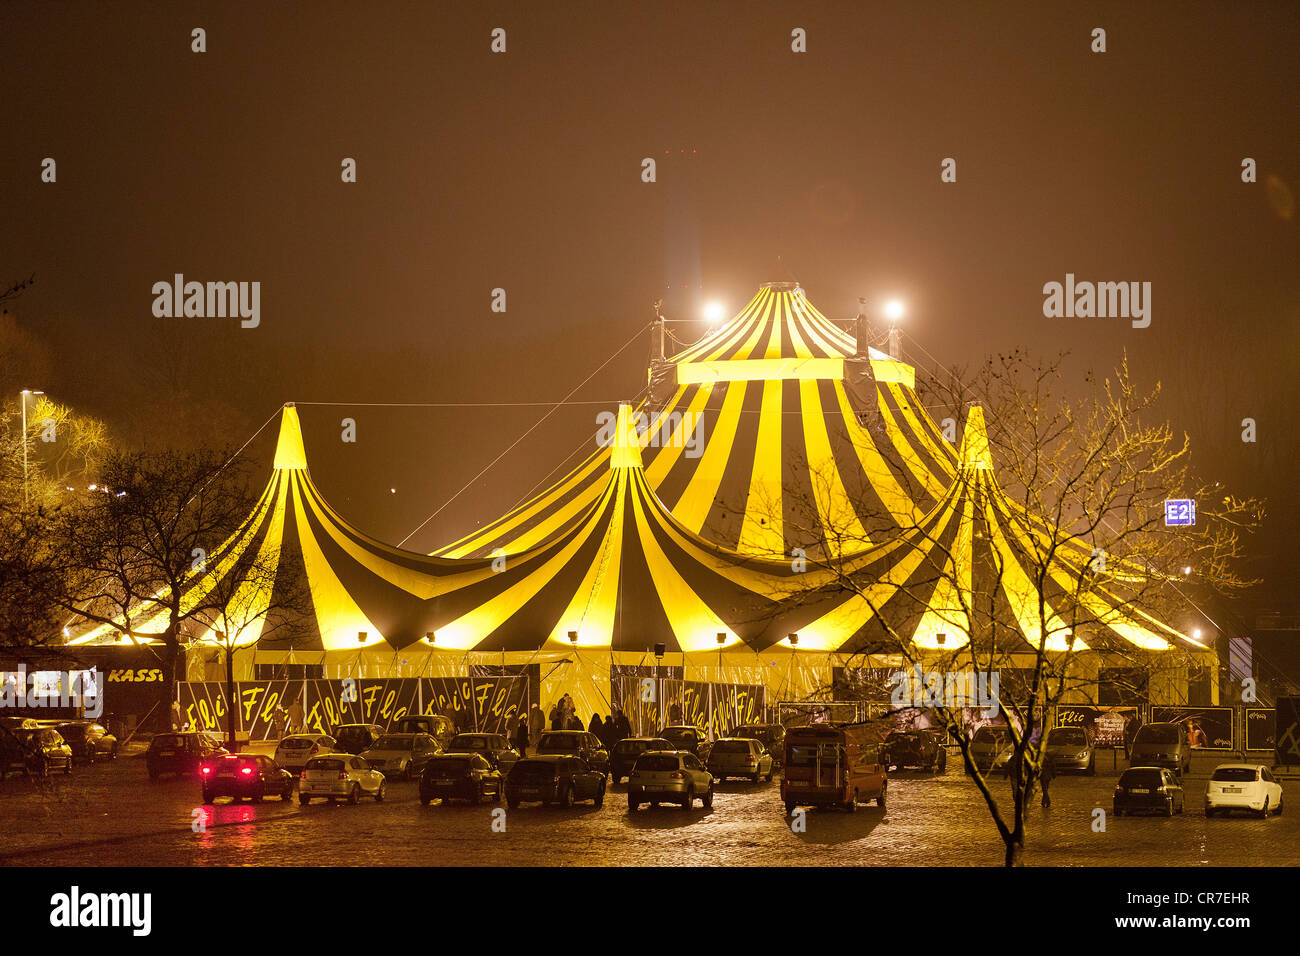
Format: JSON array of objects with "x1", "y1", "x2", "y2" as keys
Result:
[{"x1": 1077, "y1": 751, "x2": 1089, "y2": 759}]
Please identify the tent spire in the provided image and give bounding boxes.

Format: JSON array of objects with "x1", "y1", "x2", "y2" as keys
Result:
[
  {"x1": 609, "y1": 403, "x2": 642, "y2": 470},
  {"x1": 959, "y1": 404, "x2": 993, "y2": 471},
  {"x1": 273, "y1": 403, "x2": 308, "y2": 471}
]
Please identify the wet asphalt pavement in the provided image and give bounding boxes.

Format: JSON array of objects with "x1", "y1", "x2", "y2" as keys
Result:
[{"x1": 2, "y1": 751, "x2": 1296, "y2": 866}]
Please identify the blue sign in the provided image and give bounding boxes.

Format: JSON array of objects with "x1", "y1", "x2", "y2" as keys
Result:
[{"x1": 1164, "y1": 499, "x2": 1196, "y2": 526}]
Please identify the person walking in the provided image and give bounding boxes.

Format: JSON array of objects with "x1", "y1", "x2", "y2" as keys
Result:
[
  {"x1": 613, "y1": 707, "x2": 631, "y2": 742},
  {"x1": 514, "y1": 715, "x2": 530, "y2": 757},
  {"x1": 528, "y1": 704, "x2": 545, "y2": 747},
  {"x1": 549, "y1": 701, "x2": 562, "y2": 731},
  {"x1": 587, "y1": 713, "x2": 603, "y2": 737},
  {"x1": 1040, "y1": 755, "x2": 1055, "y2": 808},
  {"x1": 287, "y1": 697, "x2": 304, "y2": 735}
]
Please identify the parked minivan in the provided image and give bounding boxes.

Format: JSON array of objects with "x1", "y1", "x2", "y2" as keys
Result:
[
  {"x1": 781, "y1": 724, "x2": 886, "y2": 814},
  {"x1": 1130, "y1": 722, "x2": 1192, "y2": 776}
]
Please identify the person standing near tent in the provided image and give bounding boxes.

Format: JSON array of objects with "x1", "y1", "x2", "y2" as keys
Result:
[
  {"x1": 505, "y1": 711, "x2": 521, "y2": 748},
  {"x1": 514, "y1": 716, "x2": 529, "y2": 757},
  {"x1": 287, "y1": 697, "x2": 304, "y2": 735},
  {"x1": 170, "y1": 699, "x2": 183, "y2": 732},
  {"x1": 549, "y1": 701, "x2": 562, "y2": 730},
  {"x1": 613, "y1": 708, "x2": 631, "y2": 742},
  {"x1": 528, "y1": 704, "x2": 545, "y2": 747},
  {"x1": 587, "y1": 713, "x2": 603, "y2": 737}
]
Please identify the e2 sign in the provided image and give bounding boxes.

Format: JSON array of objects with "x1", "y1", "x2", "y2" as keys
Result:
[{"x1": 1164, "y1": 499, "x2": 1196, "y2": 527}]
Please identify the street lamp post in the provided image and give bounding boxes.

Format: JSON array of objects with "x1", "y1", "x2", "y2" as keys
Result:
[{"x1": 19, "y1": 389, "x2": 44, "y2": 505}]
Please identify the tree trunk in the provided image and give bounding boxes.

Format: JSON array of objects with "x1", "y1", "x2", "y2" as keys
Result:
[
  {"x1": 163, "y1": 623, "x2": 180, "y2": 732},
  {"x1": 225, "y1": 645, "x2": 237, "y2": 751},
  {"x1": 1005, "y1": 838, "x2": 1025, "y2": 867}
]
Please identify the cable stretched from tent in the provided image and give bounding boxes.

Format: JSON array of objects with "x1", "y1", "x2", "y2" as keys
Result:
[{"x1": 395, "y1": 320, "x2": 655, "y2": 549}]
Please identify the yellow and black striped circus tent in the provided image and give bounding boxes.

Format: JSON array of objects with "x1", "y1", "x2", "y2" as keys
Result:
[
  {"x1": 754, "y1": 405, "x2": 1208, "y2": 669},
  {"x1": 433, "y1": 283, "x2": 958, "y2": 562}
]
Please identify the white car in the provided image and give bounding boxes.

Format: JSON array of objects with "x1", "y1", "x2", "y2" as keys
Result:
[
  {"x1": 274, "y1": 733, "x2": 336, "y2": 772},
  {"x1": 1205, "y1": 763, "x2": 1283, "y2": 818},
  {"x1": 298, "y1": 754, "x2": 386, "y2": 805}
]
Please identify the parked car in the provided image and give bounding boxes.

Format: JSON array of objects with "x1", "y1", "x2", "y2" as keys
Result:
[
  {"x1": 0, "y1": 717, "x2": 39, "y2": 731},
  {"x1": 881, "y1": 730, "x2": 947, "y2": 773},
  {"x1": 505, "y1": 755, "x2": 606, "y2": 808},
  {"x1": 298, "y1": 753, "x2": 386, "y2": 804},
  {"x1": 707, "y1": 738, "x2": 775, "y2": 782},
  {"x1": 0, "y1": 726, "x2": 29, "y2": 779},
  {"x1": 395, "y1": 714, "x2": 456, "y2": 750},
  {"x1": 658, "y1": 725, "x2": 706, "y2": 756},
  {"x1": 273, "y1": 733, "x2": 336, "y2": 772},
  {"x1": 55, "y1": 721, "x2": 118, "y2": 764},
  {"x1": 147, "y1": 732, "x2": 227, "y2": 780},
  {"x1": 200, "y1": 754, "x2": 295, "y2": 804},
  {"x1": 1130, "y1": 723, "x2": 1192, "y2": 776},
  {"x1": 1043, "y1": 726, "x2": 1095, "y2": 774},
  {"x1": 535, "y1": 731, "x2": 609, "y2": 775},
  {"x1": 1205, "y1": 764, "x2": 1284, "y2": 818},
  {"x1": 420, "y1": 753, "x2": 503, "y2": 805},
  {"x1": 13, "y1": 727, "x2": 74, "y2": 776},
  {"x1": 609, "y1": 737, "x2": 673, "y2": 784},
  {"x1": 1113, "y1": 766, "x2": 1185, "y2": 816},
  {"x1": 628, "y1": 750, "x2": 714, "y2": 811},
  {"x1": 969, "y1": 726, "x2": 1014, "y2": 775},
  {"x1": 331, "y1": 723, "x2": 386, "y2": 755},
  {"x1": 359, "y1": 733, "x2": 441, "y2": 780},
  {"x1": 782, "y1": 724, "x2": 887, "y2": 813},
  {"x1": 445, "y1": 732, "x2": 519, "y2": 774},
  {"x1": 730, "y1": 724, "x2": 787, "y2": 767}
]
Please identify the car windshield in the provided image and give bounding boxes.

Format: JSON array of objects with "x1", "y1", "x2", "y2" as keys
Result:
[
  {"x1": 279, "y1": 737, "x2": 315, "y2": 749},
  {"x1": 735, "y1": 727, "x2": 774, "y2": 743},
  {"x1": 614, "y1": 740, "x2": 657, "y2": 754},
  {"x1": 538, "y1": 734, "x2": 578, "y2": 749},
  {"x1": 1047, "y1": 728, "x2": 1087, "y2": 745},
  {"x1": 151, "y1": 735, "x2": 185, "y2": 749},
  {"x1": 973, "y1": 728, "x2": 1009, "y2": 744},
  {"x1": 451, "y1": 735, "x2": 488, "y2": 750},
  {"x1": 1119, "y1": 769, "x2": 1164, "y2": 787},
  {"x1": 1211, "y1": 767, "x2": 1258, "y2": 782},
  {"x1": 712, "y1": 741, "x2": 749, "y2": 753},
  {"x1": 57, "y1": 725, "x2": 87, "y2": 739},
  {"x1": 663, "y1": 729, "x2": 696, "y2": 743},
  {"x1": 371, "y1": 736, "x2": 414, "y2": 750},
  {"x1": 1135, "y1": 725, "x2": 1179, "y2": 745},
  {"x1": 428, "y1": 758, "x2": 471, "y2": 773},
  {"x1": 635, "y1": 755, "x2": 680, "y2": 772},
  {"x1": 513, "y1": 760, "x2": 555, "y2": 776},
  {"x1": 308, "y1": 758, "x2": 346, "y2": 772}
]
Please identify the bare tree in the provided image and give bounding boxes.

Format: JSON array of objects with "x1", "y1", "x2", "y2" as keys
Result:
[{"x1": 762, "y1": 351, "x2": 1261, "y2": 865}]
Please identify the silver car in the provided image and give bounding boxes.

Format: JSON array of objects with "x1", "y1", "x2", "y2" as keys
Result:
[
  {"x1": 707, "y1": 738, "x2": 775, "y2": 783},
  {"x1": 1043, "y1": 726, "x2": 1095, "y2": 774},
  {"x1": 273, "y1": 733, "x2": 336, "y2": 772},
  {"x1": 298, "y1": 754, "x2": 386, "y2": 805},
  {"x1": 969, "y1": 726, "x2": 1014, "y2": 774},
  {"x1": 627, "y1": 751, "x2": 714, "y2": 811}
]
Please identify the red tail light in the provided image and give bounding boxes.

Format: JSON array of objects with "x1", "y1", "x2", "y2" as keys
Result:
[
  {"x1": 747, "y1": 757, "x2": 757, "y2": 766},
  {"x1": 300, "y1": 770, "x2": 307, "y2": 779},
  {"x1": 338, "y1": 771, "x2": 348, "y2": 780},
  {"x1": 671, "y1": 770, "x2": 686, "y2": 779},
  {"x1": 240, "y1": 766, "x2": 254, "y2": 776},
  {"x1": 200, "y1": 766, "x2": 212, "y2": 775}
]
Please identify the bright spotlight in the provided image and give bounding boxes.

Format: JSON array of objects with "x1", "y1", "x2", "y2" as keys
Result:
[
  {"x1": 884, "y1": 299, "x2": 905, "y2": 322},
  {"x1": 703, "y1": 301, "x2": 725, "y2": 323}
]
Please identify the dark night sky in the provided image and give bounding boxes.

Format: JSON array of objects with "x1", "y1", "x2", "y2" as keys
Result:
[{"x1": 1, "y1": 1, "x2": 1296, "y2": 607}]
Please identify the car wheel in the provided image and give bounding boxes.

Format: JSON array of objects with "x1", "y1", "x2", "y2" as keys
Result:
[
  {"x1": 765, "y1": 769, "x2": 774, "y2": 783},
  {"x1": 682, "y1": 786, "x2": 695, "y2": 809},
  {"x1": 507, "y1": 796, "x2": 520, "y2": 809},
  {"x1": 877, "y1": 780, "x2": 887, "y2": 809},
  {"x1": 1164, "y1": 797, "x2": 1174, "y2": 817},
  {"x1": 1087, "y1": 755, "x2": 1095, "y2": 776},
  {"x1": 420, "y1": 793, "x2": 431, "y2": 806},
  {"x1": 110, "y1": 746, "x2": 118, "y2": 761},
  {"x1": 611, "y1": 773, "x2": 620, "y2": 785},
  {"x1": 347, "y1": 784, "x2": 360, "y2": 805},
  {"x1": 650, "y1": 800, "x2": 660, "y2": 809},
  {"x1": 63, "y1": 759, "x2": 72, "y2": 775},
  {"x1": 492, "y1": 783, "x2": 502, "y2": 803},
  {"x1": 628, "y1": 794, "x2": 639, "y2": 813},
  {"x1": 1275, "y1": 798, "x2": 1283, "y2": 816},
  {"x1": 845, "y1": 789, "x2": 858, "y2": 813},
  {"x1": 1257, "y1": 798, "x2": 1269, "y2": 819},
  {"x1": 282, "y1": 785, "x2": 293, "y2": 801},
  {"x1": 594, "y1": 781, "x2": 606, "y2": 808},
  {"x1": 202, "y1": 790, "x2": 214, "y2": 805},
  {"x1": 298, "y1": 794, "x2": 311, "y2": 806},
  {"x1": 702, "y1": 786, "x2": 713, "y2": 809},
  {"x1": 375, "y1": 782, "x2": 386, "y2": 803},
  {"x1": 785, "y1": 801, "x2": 795, "y2": 816},
  {"x1": 559, "y1": 784, "x2": 575, "y2": 809}
]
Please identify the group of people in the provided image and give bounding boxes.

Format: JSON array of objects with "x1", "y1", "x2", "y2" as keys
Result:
[{"x1": 502, "y1": 696, "x2": 633, "y2": 756}]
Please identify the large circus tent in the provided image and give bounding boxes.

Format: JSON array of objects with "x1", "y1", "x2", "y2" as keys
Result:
[{"x1": 60, "y1": 284, "x2": 1217, "y2": 736}]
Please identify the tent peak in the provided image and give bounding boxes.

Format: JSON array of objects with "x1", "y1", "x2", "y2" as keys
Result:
[
  {"x1": 959, "y1": 405, "x2": 993, "y2": 471},
  {"x1": 274, "y1": 403, "x2": 308, "y2": 471},
  {"x1": 609, "y1": 403, "x2": 643, "y2": 470}
]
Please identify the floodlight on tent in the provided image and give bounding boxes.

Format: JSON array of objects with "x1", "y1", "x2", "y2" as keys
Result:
[
  {"x1": 1193, "y1": 628, "x2": 1202, "y2": 640},
  {"x1": 935, "y1": 632, "x2": 947, "y2": 645},
  {"x1": 568, "y1": 631, "x2": 579, "y2": 644},
  {"x1": 424, "y1": 632, "x2": 435, "y2": 645},
  {"x1": 703, "y1": 301, "x2": 725, "y2": 324},
  {"x1": 884, "y1": 299, "x2": 905, "y2": 322},
  {"x1": 716, "y1": 632, "x2": 726, "y2": 646},
  {"x1": 787, "y1": 633, "x2": 798, "y2": 646},
  {"x1": 653, "y1": 642, "x2": 666, "y2": 659},
  {"x1": 357, "y1": 631, "x2": 367, "y2": 644}
]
